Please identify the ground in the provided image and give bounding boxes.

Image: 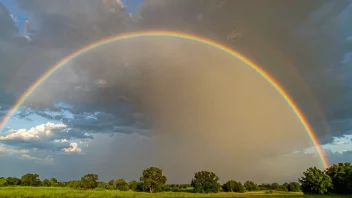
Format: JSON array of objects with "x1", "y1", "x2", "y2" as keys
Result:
[{"x1": 1, "y1": 187, "x2": 352, "y2": 198}]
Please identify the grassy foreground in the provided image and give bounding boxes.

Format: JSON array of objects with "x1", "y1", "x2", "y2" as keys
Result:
[{"x1": 0, "y1": 187, "x2": 351, "y2": 198}]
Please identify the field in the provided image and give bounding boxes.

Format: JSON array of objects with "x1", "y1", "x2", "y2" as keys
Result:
[{"x1": 0, "y1": 187, "x2": 352, "y2": 198}]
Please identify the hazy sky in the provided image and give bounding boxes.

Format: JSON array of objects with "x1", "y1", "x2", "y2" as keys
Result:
[{"x1": 0, "y1": 0, "x2": 352, "y2": 184}]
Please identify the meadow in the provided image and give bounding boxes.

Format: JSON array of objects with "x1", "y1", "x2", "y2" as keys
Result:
[{"x1": 0, "y1": 187, "x2": 351, "y2": 198}]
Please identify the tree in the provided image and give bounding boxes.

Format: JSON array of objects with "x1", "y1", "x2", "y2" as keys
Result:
[
  {"x1": 326, "y1": 162, "x2": 352, "y2": 194},
  {"x1": 21, "y1": 173, "x2": 41, "y2": 186},
  {"x1": 129, "y1": 180, "x2": 138, "y2": 191},
  {"x1": 271, "y1": 182, "x2": 280, "y2": 190},
  {"x1": 299, "y1": 167, "x2": 332, "y2": 194},
  {"x1": 244, "y1": 181, "x2": 259, "y2": 191},
  {"x1": 114, "y1": 178, "x2": 129, "y2": 191},
  {"x1": 259, "y1": 183, "x2": 272, "y2": 190},
  {"x1": 67, "y1": 180, "x2": 81, "y2": 189},
  {"x1": 6, "y1": 177, "x2": 21, "y2": 186},
  {"x1": 222, "y1": 180, "x2": 245, "y2": 193},
  {"x1": 191, "y1": 171, "x2": 220, "y2": 193},
  {"x1": 41, "y1": 179, "x2": 50, "y2": 187},
  {"x1": 108, "y1": 180, "x2": 114, "y2": 186},
  {"x1": 80, "y1": 174, "x2": 98, "y2": 189},
  {"x1": 140, "y1": 167, "x2": 167, "y2": 193},
  {"x1": 288, "y1": 182, "x2": 301, "y2": 192},
  {"x1": 0, "y1": 177, "x2": 7, "y2": 187},
  {"x1": 279, "y1": 184, "x2": 288, "y2": 191},
  {"x1": 50, "y1": 178, "x2": 58, "y2": 187}
]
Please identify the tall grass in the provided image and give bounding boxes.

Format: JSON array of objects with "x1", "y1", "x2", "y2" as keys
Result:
[{"x1": 0, "y1": 187, "x2": 351, "y2": 198}]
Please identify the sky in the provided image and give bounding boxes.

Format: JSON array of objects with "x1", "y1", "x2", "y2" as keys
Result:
[{"x1": 0, "y1": 0, "x2": 352, "y2": 184}]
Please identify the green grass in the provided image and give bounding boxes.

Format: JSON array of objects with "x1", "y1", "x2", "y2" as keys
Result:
[{"x1": 0, "y1": 187, "x2": 351, "y2": 198}]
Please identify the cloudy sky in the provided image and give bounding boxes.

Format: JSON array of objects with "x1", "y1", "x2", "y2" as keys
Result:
[{"x1": 0, "y1": 0, "x2": 352, "y2": 184}]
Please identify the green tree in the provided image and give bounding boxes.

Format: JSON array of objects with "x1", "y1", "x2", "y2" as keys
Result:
[
  {"x1": 5, "y1": 177, "x2": 21, "y2": 186},
  {"x1": 140, "y1": 167, "x2": 167, "y2": 193},
  {"x1": 41, "y1": 179, "x2": 50, "y2": 187},
  {"x1": 114, "y1": 178, "x2": 129, "y2": 191},
  {"x1": 0, "y1": 177, "x2": 7, "y2": 187},
  {"x1": 21, "y1": 173, "x2": 41, "y2": 186},
  {"x1": 222, "y1": 180, "x2": 245, "y2": 192},
  {"x1": 259, "y1": 183, "x2": 272, "y2": 190},
  {"x1": 80, "y1": 174, "x2": 98, "y2": 189},
  {"x1": 129, "y1": 180, "x2": 138, "y2": 191},
  {"x1": 108, "y1": 180, "x2": 114, "y2": 186},
  {"x1": 244, "y1": 181, "x2": 259, "y2": 191},
  {"x1": 326, "y1": 162, "x2": 352, "y2": 194},
  {"x1": 191, "y1": 171, "x2": 220, "y2": 193},
  {"x1": 50, "y1": 178, "x2": 58, "y2": 187},
  {"x1": 279, "y1": 184, "x2": 288, "y2": 191},
  {"x1": 282, "y1": 182, "x2": 289, "y2": 190},
  {"x1": 67, "y1": 180, "x2": 81, "y2": 189},
  {"x1": 271, "y1": 182, "x2": 280, "y2": 190},
  {"x1": 299, "y1": 167, "x2": 332, "y2": 194},
  {"x1": 288, "y1": 182, "x2": 301, "y2": 192}
]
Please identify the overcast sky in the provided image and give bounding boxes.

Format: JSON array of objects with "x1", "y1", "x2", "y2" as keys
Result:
[{"x1": 0, "y1": 0, "x2": 352, "y2": 184}]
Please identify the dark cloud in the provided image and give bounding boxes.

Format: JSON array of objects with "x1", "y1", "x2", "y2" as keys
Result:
[
  {"x1": 326, "y1": 150, "x2": 352, "y2": 165},
  {"x1": 0, "y1": 0, "x2": 352, "y2": 183}
]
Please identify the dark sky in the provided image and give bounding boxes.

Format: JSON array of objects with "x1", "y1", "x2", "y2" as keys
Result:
[{"x1": 0, "y1": 0, "x2": 352, "y2": 184}]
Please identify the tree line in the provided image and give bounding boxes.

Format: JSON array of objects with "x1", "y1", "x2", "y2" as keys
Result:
[{"x1": 0, "y1": 163, "x2": 351, "y2": 194}]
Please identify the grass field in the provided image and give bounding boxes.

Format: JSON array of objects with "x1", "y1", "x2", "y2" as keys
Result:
[{"x1": 0, "y1": 187, "x2": 352, "y2": 198}]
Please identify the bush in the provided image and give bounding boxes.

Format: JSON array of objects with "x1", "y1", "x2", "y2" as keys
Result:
[
  {"x1": 129, "y1": 180, "x2": 138, "y2": 191},
  {"x1": 288, "y1": 182, "x2": 301, "y2": 192},
  {"x1": 244, "y1": 181, "x2": 259, "y2": 191},
  {"x1": 6, "y1": 177, "x2": 21, "y2": 186},
  {"x1": 114, "y1": 178, "x2": 129, "y2": 191},
  {"x1": 222, "y1": 180, "x2": 245, "y2": 193},
  {"x1": 191, "y1": 171, "x2": 220, "y2": 193},
  {"x1": 0, "y1": 178, "x2": 7, "y2": 187}
]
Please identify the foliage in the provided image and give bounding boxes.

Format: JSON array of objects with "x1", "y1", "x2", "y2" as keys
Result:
[
  {"x1": 80, "y1": 174, "x2": 98, "y2": 189},
  {"x1": 326, "y1": 162, "x2": 352, "y2": 194},
  {"x1": 21, "y1": 173, "x2": 41, "y2": 186},
  {"x1": 49, "y1": 178, "x2": 58, "y2": 187},
  {"x1": 259, "y1": 183, "x2": 272, "y2": 190},
  {"x1": 0, "y1": 177, "x2": 7, "y2": 187},
  {"x1": 113, "y1": 178, "x2": 129, "y2": 191},
  {"x1": 128, "y1": 180, "x2": 138, "y2": 191},
  {"x1": 244, "y1": 181, "x2": 259, "y2": 191},
  {"x1": 41, "y1": 179, "x2": 50, "y2": 187},
  {"x1": 140, "y1": 167, "x2": 167, "y2": 193},
  {"x1": 66, "y1": 180, "x2": 81, "y2": 189},
  {"x1": 191, "y1": 171, "x2": 220, "y2": 193},
  {"x1": 5, "y1": 177, "x2": 21, "y2": 186},
  {"x1": 299, "y1": 167, "x2": 332, "y2": 194},
  {"x1": 136, "y1": 181, "x2": 147, "y2": 192},
  {"x1": 288, "y1": 182, "x2": 301, "y2": 192},
  {"x1": 271, "y1": 183, "x2": 280, "y2": 190},
  {"x1": 222, "y1": 180, "x2": 245, "y2": 193}
]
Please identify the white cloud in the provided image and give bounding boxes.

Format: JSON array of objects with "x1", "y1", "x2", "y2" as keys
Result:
[
  {"x1": 62, "y1": 143, "x2": 82, "y2": 153},
  {"x1": 0, "y1": 122, "x2": 66, "y2": 141},
  {"x1": 334, "y1": 141, "x2": 347, "y2": 145}
]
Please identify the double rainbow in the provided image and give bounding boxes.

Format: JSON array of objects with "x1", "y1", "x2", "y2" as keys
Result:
[{"x1": 0, "y1": 30, "x2": 328, "y2": 168}]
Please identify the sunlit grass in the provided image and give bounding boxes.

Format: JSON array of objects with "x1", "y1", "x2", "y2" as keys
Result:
[{"x1": 0, "y1": 187, "x2": 351, "y2": 198}]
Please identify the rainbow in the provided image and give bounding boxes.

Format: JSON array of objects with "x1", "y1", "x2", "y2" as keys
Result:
[{"x1": 0, "y1": 30, "x2": 328, "y2": 168}]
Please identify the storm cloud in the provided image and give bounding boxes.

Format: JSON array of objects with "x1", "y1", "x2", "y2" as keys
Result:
[{"x1": 0, "y1": 0, "x2": 351, "y2": 183}]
